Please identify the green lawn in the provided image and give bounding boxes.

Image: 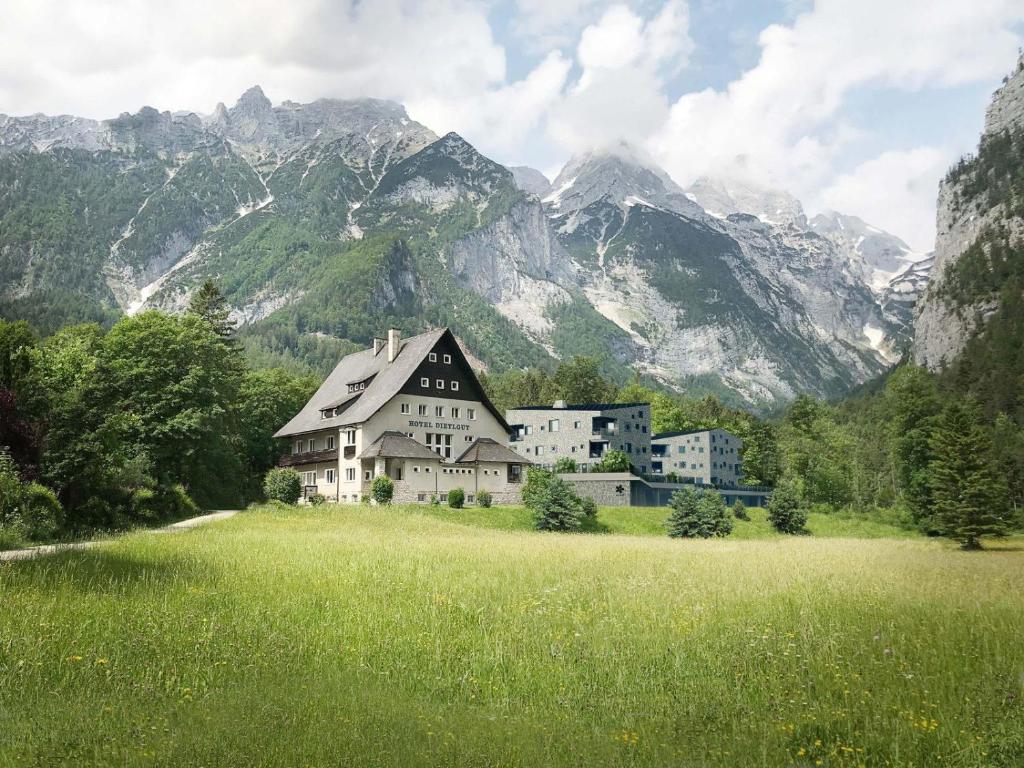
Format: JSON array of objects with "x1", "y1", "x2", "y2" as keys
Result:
[{"x1": 2, "y1": 504, "x2": 1022, "y2": 767}]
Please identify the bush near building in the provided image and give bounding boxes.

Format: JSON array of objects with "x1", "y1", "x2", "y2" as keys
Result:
[
  {"x1": 553, "y1": 457, "x2": 578, "y2": 473},
  {"x1": 522, "y1": 467, "x2": 595, "y2": 532},
  {"x1": 476, "y1": 490, "x2": 492, "y2": 508},
  {"x1": 371, "y1": 475, "x2": 394, "y2": 505},
  {"x1": 264, "y1": 468, "x2": 302, "y2": 505},
  {"x1": 448, "y1": 488, "x2": 465, "y2": 509},
  {"x1": 732, "y1": 500, "x2": 749, "y2": 520},
  {"x1": 666, "y1": 487, "x2": 733, "y2": 538},
  {"x1": 767, "y1": 482, "x2": 808, "y2": 534},
  {"x1": 592, "y1": 450, "x2": 631, "y2": 473}
]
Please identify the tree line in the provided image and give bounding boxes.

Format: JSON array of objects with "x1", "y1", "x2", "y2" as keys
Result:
[{"x1": 0, "y1": 282, "x2": 316, "y2": 545}]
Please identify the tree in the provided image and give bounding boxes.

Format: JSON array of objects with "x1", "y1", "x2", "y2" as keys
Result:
[
  {"x1": 732, "y1": 499, "x2": 749, "y2": 520},
  {"x1": 553, "y1": 457, "x2": 578, "y2": 473},
  {"x1": 188, "y1": 280, "x2": 235, "y2": 342},
  {"x1": 928, "y1": 401, "x2": 1010, "y2": 549},
  {"x1": 767, "y1": 482, "x2": 808, "y2": 534},
  {"x1": 237, "y1": 368, "x2": 319, "y2": 497},
  {"x1": 0, "y1": 320, "x2": 46, "y2": 477},
  {"x1": 264, "y1": 468, "x2": 302, "y2": 504},
  {"x1": 992, "y1": 412, "x2": 1024, "y2": 522},
  {"x1": 87, "y1": 312, "x2": 247, "y2": 508},
  {"x1": 543, "y1": 356, "x2": 617, "y2": 405},
  {"x1": 883, "y1": 366, "x2": 942, "y2": 522},
  {"x1": 371, "y1": 475, "x2": 394, "y2": 505},
  {"x1": 448, "y1": 487, "x2": 465, "y2": 508},
  {"x1": 666, "y1": 487, "x2": 733, "y2": 538},
  {"x1": 522, "y1": 467, "x2": 592, "y2": 531},
  {"x1": 593, "y1": 449, "x2": 632, "y2": 473},
  {"x1": 476, "y1": 490, "x2": 492, "y2": 508}
]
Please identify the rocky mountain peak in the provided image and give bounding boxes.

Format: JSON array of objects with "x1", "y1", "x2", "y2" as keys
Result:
[
  {"x1": 509, "y1": 166, "x2": 551, "y2": 197},
  {"x1": 984, "y1": 54, "x2": 1024, "y2": 136},
  {"x1": 234, "y1": 85, "x2": 273, "y2": 115},
  {"x1": 686, "y1": 175, "x2": 805, "y2": 226},
  {"x1": 547, "y1": 143, "x2": 701, "y2": 217}
]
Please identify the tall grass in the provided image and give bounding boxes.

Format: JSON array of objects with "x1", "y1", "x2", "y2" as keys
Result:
[{"x1": 1, "y1": 505, "x2": 1021, "y2": 766}]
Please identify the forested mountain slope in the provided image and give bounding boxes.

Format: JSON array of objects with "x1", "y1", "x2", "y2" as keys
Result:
[{"x1": 1, "y1": 87, "x2": 929, "y2": 406}]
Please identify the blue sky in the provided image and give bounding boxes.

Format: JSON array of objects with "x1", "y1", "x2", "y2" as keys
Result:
[{"x1": 1, "y1": 0, "x2": 1022, "y2": 249}]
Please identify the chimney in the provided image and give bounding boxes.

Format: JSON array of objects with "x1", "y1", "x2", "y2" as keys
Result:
[
  {"x1": 553, "y1": 399, "x2": 567, "y2": 409},
  {"x1": 373, "y1": 337, "x2": 386, "y2": 355},
  {"x1": 387, "y1": 328, "x2": 400, "y2": 363}
]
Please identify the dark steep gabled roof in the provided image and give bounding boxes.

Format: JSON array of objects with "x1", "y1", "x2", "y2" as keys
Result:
[
  {"x1": 274, "y1": 327, "x2": 508, "y2": 438},
  {"x1": 455, "y1": 438, "x2": 531, "y2": 465},
  {"x1": 358, "y1": 431, "x2": 440, "y2": 461}
]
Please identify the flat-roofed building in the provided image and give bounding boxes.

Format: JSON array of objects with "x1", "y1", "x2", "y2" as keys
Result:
[
  {"x1": 274, "y1": 328, "x2": 529, "y2": 504},
  {"x1": 505, "y1": 401, "x2": 652, "y2": 473},
  {"x1": 651, "y1": 428, "x2": 743, "y2": 486}
]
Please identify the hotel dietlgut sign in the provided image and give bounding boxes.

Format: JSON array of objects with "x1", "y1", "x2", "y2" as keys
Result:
[{"x1": 407, "y1": 420, "x2": 471, "y2": 431}]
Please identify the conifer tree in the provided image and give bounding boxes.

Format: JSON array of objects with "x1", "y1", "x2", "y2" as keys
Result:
[
  {"x1": 188, "y1": 280, "x2": 235, "y2": 342},
  {"x1": 928, "y1": 401, "x2": 1010, "y2": 549}
]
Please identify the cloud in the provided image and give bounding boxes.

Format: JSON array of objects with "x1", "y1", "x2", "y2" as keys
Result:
[
  {"x1": 648, "y1": 0, "x2": 1024, "y2": 248},
  {"x1": 548, "y1": 1, "x2": 693, "y2": 152},
  {"x1": 820, "y1": 148, "x2": 951, "y2": 251}
]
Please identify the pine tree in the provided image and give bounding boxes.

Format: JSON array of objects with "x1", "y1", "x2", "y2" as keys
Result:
[
  {"x1": 928, "y1": 401, "x2": 1010, "y2": 549},
  {"x1": 187, "y1": 280, "x2": 235, "y2": 342}
]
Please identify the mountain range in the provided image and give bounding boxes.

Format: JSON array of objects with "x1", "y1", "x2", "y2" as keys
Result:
[{"x1": 0, "y1": 85, "x2": 933, "y2": 406}]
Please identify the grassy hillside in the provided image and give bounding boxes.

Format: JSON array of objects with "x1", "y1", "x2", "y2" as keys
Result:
[{"x1": 2, "y1": 506, "x2": 1022, "y2": 767}]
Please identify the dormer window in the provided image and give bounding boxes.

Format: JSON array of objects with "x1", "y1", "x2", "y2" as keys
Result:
[
  {"x1": 436, "y1": 379, "x2": 445, "y2": 389},
  {"x1": 451, "y1": 381, "x2": 459, "y2": 392},
  {"x1": 443, "y1": 354, "x2": 452, "y2": 364},
  {"x1": 429, "y1": 353, "x2": 437, "y2": 362},
  {"x1": 421, "y1": 377, "x2": 429, "y2": 387}
]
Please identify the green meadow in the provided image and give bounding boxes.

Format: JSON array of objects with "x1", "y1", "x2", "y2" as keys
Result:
[{"x1": 1, "y1": 505, "x2": 1022, "y2": 767}]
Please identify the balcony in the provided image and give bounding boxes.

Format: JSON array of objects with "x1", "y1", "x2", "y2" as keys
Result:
[{"x1": 279, "y1": 447, "x2": 339, "y2": 467}]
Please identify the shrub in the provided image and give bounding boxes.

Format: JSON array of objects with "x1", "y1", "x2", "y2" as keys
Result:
[
  {"x1": 667, "y1": 487, "x2": 733, "y2": 538},
  {"x1": 580, "y1": 496, "x2": 598, "y2": 519},
  {"x1": 767, "y1": 483, "x2": 808, "y2": 534},
  {"x1": 308, "y1": 493, "x2": 326, "y2": 506},
  {"x1": 371, "y1": 475, "x2": 394, "y2": 505},
  {"x1": 523, "y1": 470, "x2": 592, "y2": 532},
  {"x1": 430, "y1": 494, "x2": 440, "y2": 506},
  {"x1": 264, "y1": 468, "x2": 302, "y2": 505},
  {"x1": 130, "y1": 484, "x2": 199, "y2": 524},
  {"x1": 0, "y1": 456, "x2": 64, "y2": 542},
  {"x1": 448, "y1": 487, "x2": 465, "y2": 508},
  {"x1": 732, "y1": 499, "x2": 749, "y2": 520},
  {"x1": 553, "y1": 457, "x2": 578, "y2": 473},
  {"x1": 476, "y1": 490, "x2": 492, "y2": 508},
  {"x1": 592, "y1": 450, "x2": 632, "y2": 473}
]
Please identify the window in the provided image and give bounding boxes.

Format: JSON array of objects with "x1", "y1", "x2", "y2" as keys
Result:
[
  {"x1": 426, "y1": 433, "x2": 452, "y2": 459},
  {"x1": 465, "y1": 435, "x2": 473, "y2": 442},
  {"x1": 364, "y1": 470, "x2": 372, "y2": 480},
  {"x1": 396, "y1": 466, "x2": 404, "y2": 481},
  {"x1": 293, "y1": 441, "x2": 301, "y2": 455},
  {"x1": 345, "y1": 430, "x2": 356, "y2": 445},
  {"x1": 304, "y1": 471, "x2": 316, "y2": 485},
  {"x1": 451, "y1": 381, "x2": 459, "y2": 391},
  {"x1": 346, "y1": 468, "x2": 356, "y2": 481},
  {"x1": 325, "y1": 469, "x2": 336, "y2": 483},
  {"x1": 549, "y1": 418, "x2": 560, "y2": 432},
  {"x1": 467, "y1": 495, "x2": 474, "y2": 503},
  {"x1": 407, "y1": 432, "x2": 415, "y2": 439},
  {"x1": 425, "y1": 466, "x2": 431, "y2": 473},
  {"x1": 435, "y1": 406, "x2": 444, "y2": 418},
  {"x1": 573, "y1": 421, "x2": 581, "y2": 429},
  {"x1": 418, "y1": 404, "x2": 428, "y2": 416},
  {"x1": 537, "y1": 446, "x2": 545, "y2": 456},
  {"x1": 421, "y1": 377, "x2": 429, "y2": 387},
  {"x1": 401, "y1": 403, "x2": 410, "y2": 414},
  {"x1": 417, "y1": 493, "x2": 426, "y2": 502},
  {"x1": 468, "y1": 408, "x2": 476, "y2": 420},
  {"x1": 443, "y1": 354, "x2": 452, "y2": 364},
  {"x1": 429, "y1": 352, "x2": 437, "y2": 362},
  {"x1": 327, "y1": 436, "x2": 335, "y2": 450},
  {"x1": 308, "y1": 438, "x2": 316, "y2": 452},
  {"x1": 413, "y1": 466, "x2": 420, "y2": 473},
  {"x1": 571, "y1": 446, "x2": 576, "y2": 453},
  {"x1": 436, "y1": 379, "x2": 445, "y2": 389},
  {"x1": 525, "y1": 425, "x2": 533, "y2": 435},
  {"x1": 451, "y1": 407, "x2": 460, "y2": 419},
  {"x1": 678, "y1": 446, "x2": 685, "y2": 454}
]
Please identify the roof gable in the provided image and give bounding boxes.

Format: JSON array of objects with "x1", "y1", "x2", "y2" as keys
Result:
[{"x1": 274, "y1": 328, "x2": 507, "y2": 438}]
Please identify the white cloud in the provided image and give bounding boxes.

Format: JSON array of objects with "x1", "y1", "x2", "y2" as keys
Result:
[
  {"x1": 648, "y1": 0, "x2": 1024, "y2": 248},
  {"x1": 549, "y1": 1, "x2": 693, "y2": 152},
  {"x1": 820, "y1": 148, "x2": 951, "y2": 251}
]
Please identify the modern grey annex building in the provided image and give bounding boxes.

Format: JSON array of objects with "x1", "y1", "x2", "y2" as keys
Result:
[
  {"x1": 650, "y1": 428, "x2": 743, "y2": 486},
  {"x1": 506, "y1": 401, "x2": 652, "y2": 473}
]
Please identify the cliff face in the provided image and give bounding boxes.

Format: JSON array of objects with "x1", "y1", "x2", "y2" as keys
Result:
[{"x1": 914, "y1": 58, "x2": 1024, "y2": 368}]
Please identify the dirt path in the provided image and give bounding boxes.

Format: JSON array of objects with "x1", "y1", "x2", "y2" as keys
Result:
[{"x1": 0, "y1": 510, "x2": 239, "y2": 562}]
